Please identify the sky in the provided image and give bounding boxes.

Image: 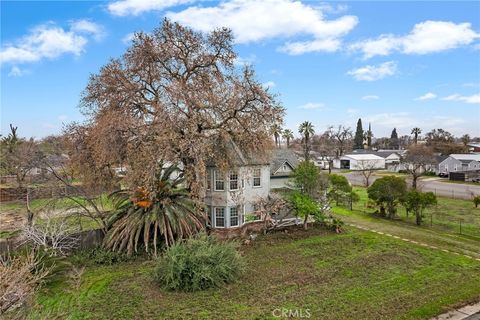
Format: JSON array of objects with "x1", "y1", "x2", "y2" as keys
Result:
[{"x1": 1, "y1": 0, "x2": 479, "y2": 140}]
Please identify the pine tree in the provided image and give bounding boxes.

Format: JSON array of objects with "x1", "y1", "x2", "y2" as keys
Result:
[
  {"x1": 367, "y1": 123, "x2": 372, "y2": 148},
  {"x1": 390, "y1": 128, "x2": 399, "y2": 149},
  {"x1": 354, "y1": 118, "x2": 364, "y2": 149}
]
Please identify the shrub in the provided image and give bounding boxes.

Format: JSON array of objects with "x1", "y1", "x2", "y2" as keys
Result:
[
  {"x1": 154, "y1": 235, "x2": 245, "y2": 291},
  {"x1": 422, "y1": 171, "x2": 437, "y2": 177},
  {"x1": 0, "y1": 250, "x2": 51, "y2": 314},
  {"x1": 72, "y1": 247, "x2": 129, "y2": 266},
  {"x1": 474, "y1": 195, "x2": 480, "y2": 208}
]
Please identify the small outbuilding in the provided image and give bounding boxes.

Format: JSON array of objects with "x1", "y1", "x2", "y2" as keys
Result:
[{"x1": 334, "y1": 154, "x2": 385, "y2": 170}]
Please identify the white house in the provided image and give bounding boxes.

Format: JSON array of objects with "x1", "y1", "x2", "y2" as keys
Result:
[
  {"x1": 438, "y1": 154, "x2": 480, "y2": 174},
  {"x1": 333, "y1": 154, "x2": 385, "y2": 170},
  {"x1": 204, "y1": 141, "x2": 271, "y2": 230}
]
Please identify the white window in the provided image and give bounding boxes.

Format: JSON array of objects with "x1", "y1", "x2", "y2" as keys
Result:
[
  {"x1": 229, "y1": 172, "x2": 239, "y2": 190},
  {"x1": 206, "y1": 170, "x2": 212, "y2": 191},
  {"x1": 454, "y1": 164, "x2": 458, "y2": 171},
  {"x1": 214, "y1": 170, "x2": 225, "y2": 191},
  {"x1": 281, "y1": 164, "x2": 288, "y2": 172},
  {"x1": 230, "y1": 207, "x2": 239, "y2": 227},
  {"x1": 253, "y1": 168, "x2": 261, "y2": 187},
  {"x1": 214, "y1": 207, "x2": 225, "y2": 228}
]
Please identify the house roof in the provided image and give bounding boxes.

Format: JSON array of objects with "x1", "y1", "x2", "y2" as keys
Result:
[
  {"x1": 351, "y1": 149, "x2": 401, "y2": 159},
  {"x1": 270, "y1": 148, "x2": 299, "y2": 176},
  {"x1": 435, "y1": 155, "x2": 449, "y2": 164},
  {"x1": 342, "y1": 154, "x2": 384, "y2": 161},
  {"x1": 375, "y1": 151, "x2": 401, "y2": 159},
  {"x1": 449, "y1": 154, "x2": 480, "y2": 162},
  {"x1": 206, "y1": 138, "x2": 270, "y2": 167}
]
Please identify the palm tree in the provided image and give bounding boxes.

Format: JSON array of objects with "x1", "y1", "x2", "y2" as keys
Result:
[
  {"x1": 271, "y1": 124, "x2": 282, "y2": 148},
  {"x1": 411, "y1": 127, "x2": 421, "y2": 144},
  {"x1": 282, "y1": 129, "x2": 294, "y2": 148},
  {"x1": 298, "y1": 121, "x2": 315, "y2": 160},
  {"x1": 105, "y1": 163, "x2": 204, "y2": 256}
]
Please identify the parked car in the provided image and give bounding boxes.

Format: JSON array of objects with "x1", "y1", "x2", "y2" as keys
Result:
[{"x1": 438, "y1": 172, "x2": 449, "y2": 178}]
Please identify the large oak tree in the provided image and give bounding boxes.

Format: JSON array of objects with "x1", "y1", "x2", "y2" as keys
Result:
[{"x1": 74, "y1": 19, "x2": 284, "y2": 199}]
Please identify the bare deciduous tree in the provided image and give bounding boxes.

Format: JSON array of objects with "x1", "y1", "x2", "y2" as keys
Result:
[
  {"x1": 0, "y1": 251, "x2": 51, "y2": 314},
  {"x1": 74, "y1": 19, "x2": 284, "y2": 201},
  {"x1": 356, "y1": 160, "x2": 378, "y2": 187},
  {"x1": 326, "y1": 125, "x2": 353, "y2": 158},
  {"x1": 402, "y1": 144, "x2": 435, "y2": 189},
  {"x1": 21, "y1": 213, "x2": 80, "y2": 256}
]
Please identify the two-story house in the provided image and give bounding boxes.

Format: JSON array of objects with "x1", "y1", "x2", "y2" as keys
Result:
[{"x1": 204, "y1": 142, "x2": 271, "y2": 230}]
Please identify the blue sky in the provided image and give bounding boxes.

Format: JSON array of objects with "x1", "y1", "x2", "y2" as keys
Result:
[{"x1": 1, "y1": 0, "x2": 479, "y2": 139}]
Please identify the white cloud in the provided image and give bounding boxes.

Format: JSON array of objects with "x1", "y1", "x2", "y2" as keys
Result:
[
  {"x1": 365, "y1": 112, "x2": 469, "y2": 136},
  {"x1": 442, "y1": 93, "x2": 480, "y2": 104},
  {"x1": 365, "y1": 112, "x2": 417, "y2": 129},
  {"x1": 167, "y1": 0, "x2": 358, "y2": 54},
  {"x1": 8, "y1": 66, "x2": 29, "y2": 77},
  {"x1": 108, "y1": 0, "x2": 193, "y2": 16},
  {"x1": 0, "y1": 21, "x2": 103, "y2": 65},
  {"x1": 347, "y1": 61, "x2": 397, "y2": 81},
  {"x1": 361, "y1": 95, "x2": 379, "y2": 100},
  {"x1": 463, "y1": 82, "x2": 480, "y2": 88},
  {"x1": 415, "y1": 92, "x2": 436, "y2": 101},
  {"x1": 279, "y1": 38, "x2": 341, "y2": 55},
  {"x1": 299, "y1": 102, "x2": 325, "y2": 110},
  {"x1": 58, "y1": 115, "x2": 68, "y2": 121},
  {"x1": 70, "y1": 19, "x2": 106, "y2": 41},
  {"x1": 262, "y1": 81, "x2": 276, "y2": 89},
  {"x1": 234, "y1": 54, "x2": 257, "y2": 66},
  {"x1": 347, "y1": 108, "x2": 359, "y2": 114},
  {"x1": 351, "y1": 20, "x2": 480, "y2": 59},
  {"x1": 122, "y1": 32, "x2": 136, "y2": 45}
]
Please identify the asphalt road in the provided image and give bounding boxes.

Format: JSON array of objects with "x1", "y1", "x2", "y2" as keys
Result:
[{"x1": 339, "y1": 171, "x2": 480, "y2": 200}]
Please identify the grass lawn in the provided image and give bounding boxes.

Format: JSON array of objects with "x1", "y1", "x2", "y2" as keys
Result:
[
  {"x1": 353, "y1": 187, "x2": 480, "y2": 238},
  {"x1": 20, "y1": 226, "x2": 480, "y2": 320},
  {"x1": 332, "y1": 187, "x2": 480, "y2": 258}
]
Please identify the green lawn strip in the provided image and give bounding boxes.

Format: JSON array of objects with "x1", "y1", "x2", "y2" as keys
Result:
[
  {"x1": 351, "y1": 187, "x2": 480, "y2": 237},
  {"x1": 333, "y1": 206, "x2": 480, "y2": 259},
  {"x1": 26, "y1": 227, "x2": 480, "y2": 320}
]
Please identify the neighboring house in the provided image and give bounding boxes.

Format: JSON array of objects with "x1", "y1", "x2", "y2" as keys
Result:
[
  {"x1": 467, "y1": 143, "x2": 480, "y2": 153},
  {"x1": 204, "y1": 141, "x2": 270, "y2": 230},
  {"x1": 438, "y1": 154, "x2": 480, "y2": 174},
  {"x1": 375, "y1": 151, "x2": 402, "y2": 171},
  {"x1": 270, "y1": 149, "x2": 299, "y2": 189},
  {"x1": 333, "y1": 154, "x2": 385, "y2": 170}
]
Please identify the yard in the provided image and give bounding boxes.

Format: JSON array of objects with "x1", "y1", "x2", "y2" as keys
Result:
[
  {"x1": 332, "y1": 187, "x2": 480, "y2": 259},
  {"x1": 18, "y1": 226, "x2": 480, "y2": 320}
]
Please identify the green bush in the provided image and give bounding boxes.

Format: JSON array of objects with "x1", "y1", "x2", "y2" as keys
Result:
[
  {"x1": 72, "y1": 246, "x2": 129, "y2": 266},
  {"x1": 154, "y1": 235, "x2": 245, "y2": 291},
  {"x1": 422, "y1": 171, "x2": 437, "y2": 177},
  {"x1": 474, "y1": 195, "x2": 480, "y2": 208}
]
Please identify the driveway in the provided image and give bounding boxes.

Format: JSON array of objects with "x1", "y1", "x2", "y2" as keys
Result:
[{"x1": 338, "y1": 171, "x2": 480, "y2": 200}]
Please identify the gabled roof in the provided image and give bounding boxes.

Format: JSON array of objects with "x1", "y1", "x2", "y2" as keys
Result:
[
  {"x1": 270, "y1": 149, "x2": 299, "y2": 175},
  {"x1": 342, "y1": 154, "x2": 384, "y2": 161},
  {"x1": 449, "y1": 154, "x2": 480, "y2": 162},
  {"x1": 375, "y1": 151, "x2": 401, "y2": 159},
  {"x1": 206, "y1": 138, "x2": 270, "y2": 167}
]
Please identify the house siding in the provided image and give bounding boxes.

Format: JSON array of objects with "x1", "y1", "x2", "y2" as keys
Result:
[
  {"x1": 205, "y1": 165, "x2": 270, "y2": 228},
  {"x1": 439, "y1": 157, "x2": 480, "y2": 173}
]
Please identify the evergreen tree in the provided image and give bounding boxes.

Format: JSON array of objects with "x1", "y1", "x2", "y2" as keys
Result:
[
  {"x1": 353, "y1": 118, "x2": 364, "y2": 149},
  {"x1": 390, "y1": 128, "x2": 399, "y2": 149},
  {"x1": 366, "y1": 123, "x2": 372, "y2": 148}
]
